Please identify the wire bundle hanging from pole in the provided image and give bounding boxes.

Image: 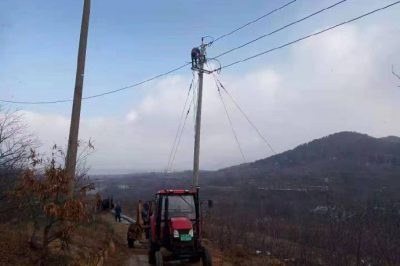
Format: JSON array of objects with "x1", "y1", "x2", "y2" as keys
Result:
[
  {"x1": 212, "y1": 74, "x2": 246, "y2": 163},
  {"x1": 213, "y1": 73, "x2": 276, "y2": 155},
  {"x1": 165, "y1": 74, "x2": 197, "y2": 173}
]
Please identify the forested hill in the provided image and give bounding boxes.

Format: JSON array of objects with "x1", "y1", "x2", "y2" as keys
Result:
[
  {"x1": 98, "y1": 131, "x2": 400, "y2": 203},
  {"x1": 211, "y1": 132, "x2": 400, "y2": 190}
]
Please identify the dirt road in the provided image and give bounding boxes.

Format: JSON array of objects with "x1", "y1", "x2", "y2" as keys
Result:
[
  {"x1": 125, "y1": 255, "x2": 150, "y2": 266},
  {"x1": 104, "y1": 213, "x2": 226, "y2": 266},
  {"x1": 103, "y1": 213, "x2": 150, "y2": 266}
]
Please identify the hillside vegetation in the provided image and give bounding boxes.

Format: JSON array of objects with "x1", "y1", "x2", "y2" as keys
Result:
[{"x1": 100, "y1": 132, "x2": 400, "y2": 265}]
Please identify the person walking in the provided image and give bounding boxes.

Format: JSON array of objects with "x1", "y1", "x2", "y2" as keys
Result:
[
  {"x1": 142, "y1": 202, "x2": 150, "y2": 239},
  {"x1": 115, "y1": 201, "x2": 122, "y2": 222}
]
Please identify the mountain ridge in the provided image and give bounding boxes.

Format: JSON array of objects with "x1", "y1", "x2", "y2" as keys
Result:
[{"x1": 216, "y1": 131, "x2": 400, "y2": 181}]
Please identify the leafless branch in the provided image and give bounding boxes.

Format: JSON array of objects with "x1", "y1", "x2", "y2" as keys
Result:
[{"x1": 0, "y1": 106, "x2": 38, "y2": 170}]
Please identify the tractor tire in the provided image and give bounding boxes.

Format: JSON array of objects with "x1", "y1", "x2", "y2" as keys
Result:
[
  {"x1": 155, "y1": 250, "x2": 163, "y2": 266},
  {"x1": 189, "y1": 256, "x2": 200, "y2": 263},
  {"x1": 127, "y1": 238, "x2": 134, "y2": 248},
  {"x1": 148, "y1": 242, "x2": 156, "y2": 264},
  {"x1": 201, "y1": 248, "x2": 212, "y2": 266}
]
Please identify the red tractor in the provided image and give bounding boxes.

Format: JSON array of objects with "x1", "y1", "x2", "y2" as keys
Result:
[{"x1": 148, "y1": 189, "x2": 212, "y2": 266}]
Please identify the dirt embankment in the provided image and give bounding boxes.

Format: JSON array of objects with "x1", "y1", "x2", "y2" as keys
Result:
[{"x1": 0, "y1": 212, "x2": 284, "y2": 266}]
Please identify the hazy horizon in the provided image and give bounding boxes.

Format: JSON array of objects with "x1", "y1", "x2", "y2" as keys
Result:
[{"x1": 87, "y1": 130, "x2": 400, "y2": 175}]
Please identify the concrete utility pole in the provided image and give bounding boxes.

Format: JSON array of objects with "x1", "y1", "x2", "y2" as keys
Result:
[
  {"x1": 193, "y1": 39, "x2": 207, "y2": 189},
  {"x1": 65, "y1": 0, "x2": 91, "y2": 195}
]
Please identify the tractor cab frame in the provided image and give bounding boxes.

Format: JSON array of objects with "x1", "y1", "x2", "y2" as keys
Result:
[{"x1": 148, "y1": 189, "x2": 211, "y2": 266}]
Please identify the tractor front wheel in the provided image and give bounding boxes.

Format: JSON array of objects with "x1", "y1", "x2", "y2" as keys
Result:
[
  {"x1": 155, "y1": 250, "x2": 163, "y2": 266},
  {"x1": 201, "y1": 248, "x2": 212, "y2": 266}
]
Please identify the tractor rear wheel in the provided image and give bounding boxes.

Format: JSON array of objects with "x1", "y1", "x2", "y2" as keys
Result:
[
  {"x1": 127, "y1": 238, "x2": 134, "y2": 248},
  {"x1": 201, "y1": 248, "x2": 212, "y2": 266},
  {"x1": 155, "y1": 250, "x2": 163, "y2": 266}
]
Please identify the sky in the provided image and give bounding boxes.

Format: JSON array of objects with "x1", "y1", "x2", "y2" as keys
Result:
[{"x1": 1, "y1": 0, "x2": 400, "y2": 173}]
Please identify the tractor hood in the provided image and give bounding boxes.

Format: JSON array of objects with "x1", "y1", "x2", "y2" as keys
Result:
[{"x1": 169, "y1": 217, "x2": 193, "y2": 230}]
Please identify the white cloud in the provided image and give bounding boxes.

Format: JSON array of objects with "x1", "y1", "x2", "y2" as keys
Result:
[
  {"x1": 125, "y1": 110, "x2": 137, "y2": 123},
  {"x1": 19, "y1": 24, "x2": 400, "y2": 173}
]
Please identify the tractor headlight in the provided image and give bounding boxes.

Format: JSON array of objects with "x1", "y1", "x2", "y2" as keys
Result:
[
  {"x1": 188, "y1": 229, "x2": 194, "y2": 237},
  {"x1": 173, "y1": 229, "x2": 179, "y2": 238}
]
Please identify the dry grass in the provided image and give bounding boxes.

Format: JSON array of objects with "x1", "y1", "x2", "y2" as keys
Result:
[
  {"x1": 203, "y1": 240, "x2": 285, "y2": 266},
  {"x1": 0, "y1": 214, "x2": 116, "y2": 266},
  {"x1": 0, "y1": 223, "x2": 39, "y2": 265}
]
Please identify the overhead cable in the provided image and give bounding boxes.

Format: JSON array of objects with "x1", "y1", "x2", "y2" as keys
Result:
[
  {"x1": 209, "y1": 0, "x2": 297, "y2": 44},
  {"x1": 167, "y1": 77, "x2": 198, "y2": 172},
  {"x1": 212, "y1": 1, "x2": 400, "y2": 72},
  {"x1": 0, "y1": 63, "x2": 191, "y2": 105},
  {"x1": 168, "y1": 93, "x2": 195, "y2": 173},
  {"x1": 213, "y1": 0, "x2": 348, "y2": 59},
  {"x1": 166, "y1": 74, "x2": 195, "y2": 172}
]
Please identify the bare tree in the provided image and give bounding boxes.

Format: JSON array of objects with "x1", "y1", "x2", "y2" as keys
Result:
[
  {"x1": 51, "y1": 138, "x2": 95, "y2": 192},
  {"x1": 0, "y1": 106, "x2": 36, "y2": 170},
  {"x1": 0, "y1": 106, "x2": 38, "y2": 209}
]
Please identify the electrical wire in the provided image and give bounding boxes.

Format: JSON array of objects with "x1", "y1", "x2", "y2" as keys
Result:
[
  {"x1": 212, "y1": 1, "x2": 400, "y2": 72},
  {"x1": 1, "y1": 0, "x2": 296, "y2": 105},
  {"x1": 0, "y1": 62, "x2": 191, "y2": 105},
  {"x1": 213, "y1": 0, "x2": 348, "y2": 59},
  {"x1": 392, "y1": 65, "x2": 400, "y2": 87},
  {"x1": 167, "y1": 91, "x2": 195, "y2": 173},
  {"x1": 209, "y1": 0, "x2": 297, "y2": 44},
  {"x1": 213, "y1": 75, "x2": 246, "y2": 162},
  {"x1": 192, "y1": 76, "x2": 198, "y2": 123},
  {"x1": 4, "y1": 1, "x2": 399, "y2": 105},
  {"x1": 214, "y1": 75, "x2": 276, "y2": 154},
  {"x1": 166, "y1": 74, "x2": 195, "y2": 172}
]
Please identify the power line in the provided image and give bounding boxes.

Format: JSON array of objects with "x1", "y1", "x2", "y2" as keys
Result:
[
  {"x1": 212, "y1": 1, "x2": 400, "y2": 72},
  {"x1": 213, "y1": 0, "x2": 348, "y2": 59},
  {"x1": 0, "y1": 1, "x2": 295, "y2": 105},
  {"x1": 192, "y1": 76, "x2": 198, "y2": 123},
  {"x1": 167, "y1": 77, "x2": 198, "y2": 172},
  {"x1": 166, "y1": 74, "x2": 195, "y2": 172},
  {"x1": 210, "y1": 0, "x2": 297, "y2": 44},
  {"x1": 214, "y1": 75, "x2": 276, "y2": 155},
  {"x1": 213, "y1": 75, "x2": 246, "y2": 162},
  {"x1": 4, "y1": 1, "x2": 399, "y2": 105},
  {"x1": 392, "y1": 65, "x2": 400, "y2": 87},
  {"x1": 0, "y1": 62, "x2": 191, "y2": 105},
  {"x1": 167, "y1": 91, "x2": 195, "y2": 173}
]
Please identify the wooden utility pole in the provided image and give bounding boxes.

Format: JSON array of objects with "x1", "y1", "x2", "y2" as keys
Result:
[
  {"x1": 193, "y1": 39, "x2": 207, "y2": 189},
  {"x1": 65, "y1": 0, "x2": 91, "y2": 195}
]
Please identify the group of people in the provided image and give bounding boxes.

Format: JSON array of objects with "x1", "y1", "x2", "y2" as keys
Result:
[{"x1": 113, "y1": 200, "x2": 149, "y2": 227}]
